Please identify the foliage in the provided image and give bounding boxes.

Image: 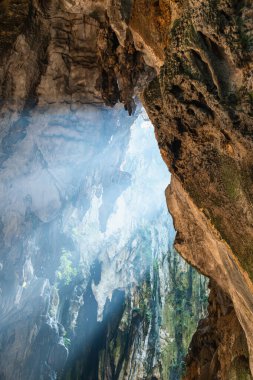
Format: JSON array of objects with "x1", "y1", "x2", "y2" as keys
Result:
[
  {"x1": 56, "y1": 249, "x2": 77, "y2": 286},
  {"x1": 145, "y1": 309, "x2": 152, "y2": 323},
  {"x1": 63, "y1": 336, "x2": 71, "y2": 349},
  {"x1": 161, "y1": 248, "x2": 208, "y2": 380},
  {"x1": 220, "y1": 156, "x2": 241, "y2": 201}
]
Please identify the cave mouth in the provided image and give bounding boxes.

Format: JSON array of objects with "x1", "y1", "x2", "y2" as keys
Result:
[{"x1": 0, "y1": 103, "x2": 208, "y2": 380}]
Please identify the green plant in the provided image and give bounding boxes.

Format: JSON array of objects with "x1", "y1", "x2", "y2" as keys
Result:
[
  {"x1": 145, "y1": 309, "x2": 152, "y2": 323},
  {"x1": 161, "y1": 248, "x2": 208, "y2": 379},
  {"x1": 153, "y1": 259, "x2": 159, "y2": 272},
  {"x1": 56, "y1": 249, "x2": 77, "y2": 285},
  {"x1": 63, "y1": 336, "x2": 71, "y2": 348}
]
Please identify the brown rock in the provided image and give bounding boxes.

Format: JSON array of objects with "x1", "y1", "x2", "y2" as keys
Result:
[{"x1": 0, "y1": 0, "x2": 253, "y2": 378}]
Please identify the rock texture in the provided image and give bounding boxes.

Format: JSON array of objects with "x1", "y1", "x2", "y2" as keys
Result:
[
  {"x1": 0, "y1": 0, "x2": 253, "y2": 379},
  {"x1": 183, "y1": 281, "x2": 251, "y2": 380},
  {"x1": 142, "y1": 0, "x2": 253, "y2": 377}
]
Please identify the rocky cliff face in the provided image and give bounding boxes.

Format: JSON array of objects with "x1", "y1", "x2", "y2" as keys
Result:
[
  {"x1": 142, "y1": 0, "x2": 253, "y2": 377},
  {"x1": 0, "y1": 0, "x2": 253, "y2": 379},
  {"x1": 0, "y1": 105, "x2": 131, "y2": 379},
  {"x1": 0, "y1": 104, "x2": 207, "y2": 380}
]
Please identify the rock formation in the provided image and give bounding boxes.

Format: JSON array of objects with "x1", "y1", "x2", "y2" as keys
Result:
[
  {"x1": 0, "y1": 0, "x2": 253, "y2": 379},
  {"x1": 0, "y1": 103, "x2": 207, "y2": 380}
]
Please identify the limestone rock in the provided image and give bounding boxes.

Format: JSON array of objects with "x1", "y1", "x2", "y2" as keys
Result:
[{"x1": 0, "y1": 0, "x2": 253, "y2": 379}]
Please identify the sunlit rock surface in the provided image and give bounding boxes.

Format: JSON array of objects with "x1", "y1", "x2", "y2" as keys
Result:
[{"x1": 0, "y1": 106, "x2": 207, "y2": 379}]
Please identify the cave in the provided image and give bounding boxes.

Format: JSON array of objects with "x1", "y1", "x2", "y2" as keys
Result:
[
  {"x1": 0, "y1": 1, "x2": 253, "y2": 380},
  {"x1": 0, "y1": 102, "x2": 208, "y2": 379}
]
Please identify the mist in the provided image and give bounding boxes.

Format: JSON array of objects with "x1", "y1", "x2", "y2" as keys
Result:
[{"x1": 0, "y1": 104, "x2": 207, "y2": 380}]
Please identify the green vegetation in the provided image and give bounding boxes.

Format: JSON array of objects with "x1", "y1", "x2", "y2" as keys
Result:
[
  {"x1": 233, "y1": 5, "x2": 253, "y2": 54},
  {"x1": 161, "y1": 248, "x2": 208, "y2": 380},
  {"x1": 137, "y1": 272, "x2": 153, "y2": 327},
  {"x1": 63, "y1": 336, "x2": 71, "y2": 349},
  {"x1": 240, "y1": 33, "x2": 253, "y2": 52},
  {"x1": 237, "y1": 16, "x2": 253, "y2": 53},
  {"x1": 229, "y1": 357, "x2": 252, "y2": 380},
  {"x1": 220, "y1": 157, "x2": 241, "y2": 201},
  {"x1": 248, "y1": 92, "x2": 253, "y2": 105},
  {"x1": 56, "y1": 249, "x2": 77, "y2": 286}
]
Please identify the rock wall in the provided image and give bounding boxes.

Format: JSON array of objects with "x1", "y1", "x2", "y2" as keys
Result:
[
  {"x1": 0, "y1": 0, "x2": 253, "y2": 379},
  {"x1": 142, "y1": 0, "x2": 253, "y2": 377},
  {"x1": 0, "y1": 101, "x2": 207, "y2": 380},
  {"x1": 183, "y1": 281, "x2": 251, "y2": 380},
  {"x1": 0, "y1": 105, "x2": 133, "y2": 380}
]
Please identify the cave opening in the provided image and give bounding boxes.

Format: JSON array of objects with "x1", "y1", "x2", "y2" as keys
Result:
[
  {"x1": 1, "y1": 0, "x2": 253, "y2": 378},
  {"x1": 0, "y1": 103, "x2": 208, "y2": 380}
]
